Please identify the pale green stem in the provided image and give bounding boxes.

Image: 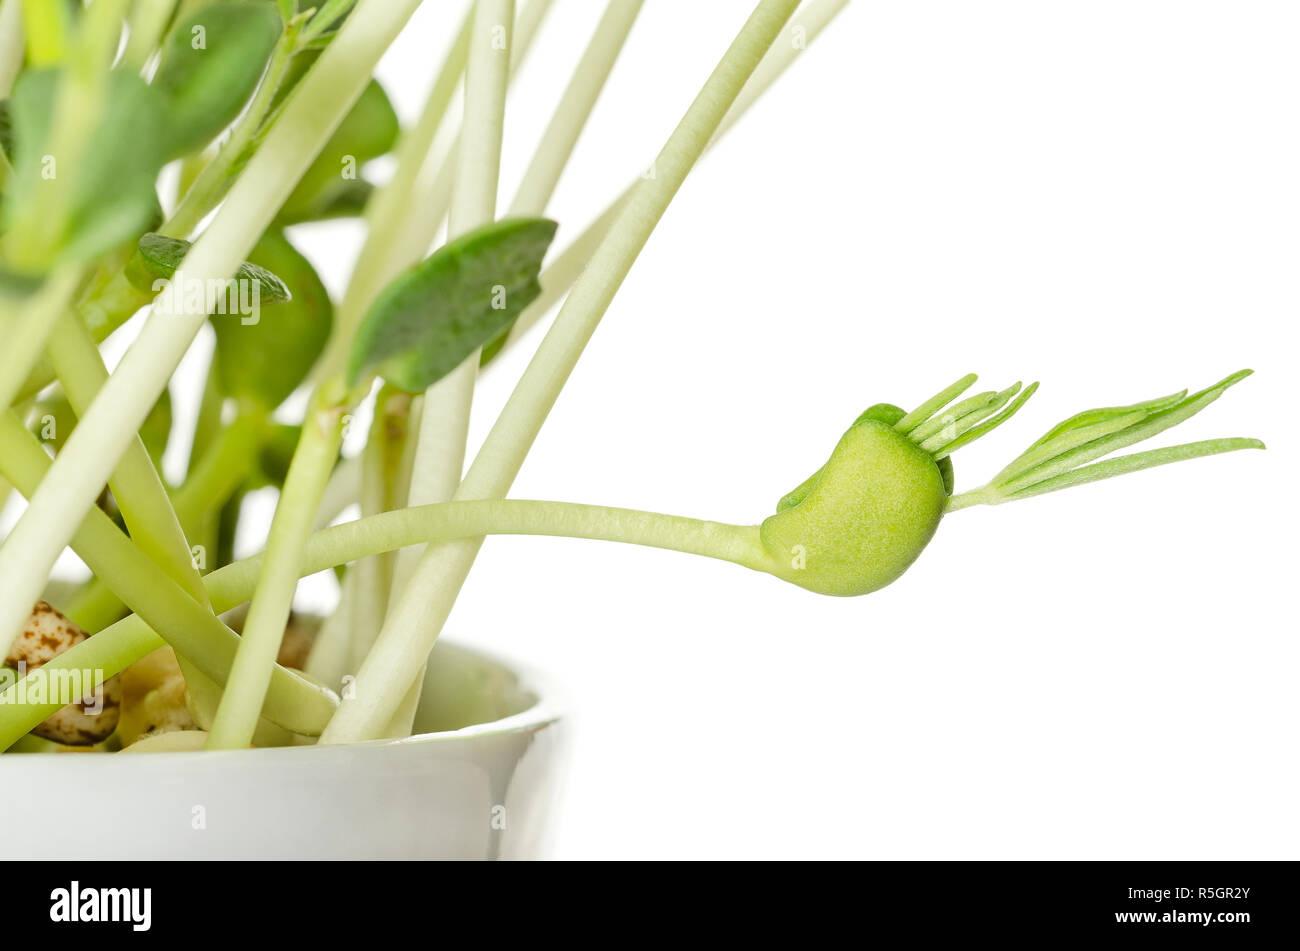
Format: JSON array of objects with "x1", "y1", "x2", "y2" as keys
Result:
[
  {"x1": 349, "y1": 391, "x2": 398, "y2": 667},
  {"x1": 0, "y1": 266, "x2": 83, "y2": 414},
  {"x1": 0, "y1": 0, "x2": 24, "y2": 96},
  {"x1": 63, "y1": 394, "x2": 263, "y2": 633},
  {"x1": 314, "y1": 6, "x2": 474, "y2": 382},
  {"x1": 498, "y1": 196, "x2": 625, "y2": 352},
  {"x1": 0, "y1": 412, "x2": 335, "y2": 738},
  {"x1": 498, "y1": 0, "x2": 849, "y2": 354},
  {"x1": 313, "y1": 452, "x2": 362, "y2": 531},
  {"x1": 0, "y1": 0, "x2": 424, "y2": 661},
  {"x1": 11, "y1": 272, "x2": 151, "y2": 406},
  {"x1": 401, "y1": 0, "x2": 514, "y2": 516},
  {"x1": 304, "y1": 563, "x2": 357, "y2": 692},
  {"x1": 164, "y1": 27, "x2": 296, "y2": 239},
  {"x1": 122, "y1": 0, "x2": 179, "y2": 73},
  {"x1": 323, "y1": 0, "x2": 804, "y2": 744},
  {"x1": 172, "y1": 403, "x2": 266, "y2": 537},
  {"x1": 45, "y1": 310, "x2": 208, "y2": 603},
  {"x1": 19, "y1": 0, "x2": 70, "y2": 66},
  {"x1": 206, "y1": 398, "x2": 344, "y2": 749},
  {"x1": 0, "y1": 495, "x2": 770, "y2": 749},
  {"x1": 506, "y1": 0, "x2": 643, "y2": 217},
  {"x1": 380, "y1": 0, "x2": 516, "y2": 739},
  {"x1": 314, "y1": 0, "x2": 553, "y2": 384}
]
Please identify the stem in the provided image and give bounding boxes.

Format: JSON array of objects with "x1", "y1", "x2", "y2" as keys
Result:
[
  {"x1": 206, "y1": 394, "x2": 344, "y2": 749},
  {"x1": 19, "y1": 0, "x2": 70, "y2": 66},
  {"x1": 349, "y1": 389, "x2": 401, "y2": 666},
  {"x1": 163, "y1": 28, "x2": 297, "y2": 239},
  {"x1": 0, "y1": 412, "x2": 336, "y2": 737},
  {"x1": 0, "y1": 495, "x2": 770, "y2": 749},
  {"x1": 0, "y1": 0, "x2": 424, "y2": 662},
  {"x1": 187, "y1": 348, "x2": 226, "y2": 479},
  {"x1": 497, "y1": 196, "x2": 625, "y2": 353},
  {"x1": 121, "y1": 0, "x2": 179, "y2": 73},
  {"x1": 8, "y1": 271, "x2": 151, "y2": 408},
  {"x1": 172, "y1": 403, "x2": 266, "y2": 537},
  {"x1": 313, "y1": 0, "x2": 555, "y2": 383},
  {"x1": 315, "y1": 6, "x2": 474, "y2": 381},
  {"x1": 324, "y1": 0, "x2": 803, "y2": 744},
  {"x1": 313, "y1": 452, "x2": 362, "y2": 531},
  {"x1": 495, "y1": 0, "x2": 849, "y2": 356},
  {"x1": 506, "y1": 0, "x2": 643, "y2": 217},
  {"x1": 45, "y1": 310, "x2": 207, "y2": 603},
  {"x1": 0, "y1": 266, "x2": 84, "y2": 414},
  {"x1": 400, "y1": 0, "x2": 514, "y2": 515},
  {"x1": 0, "y1": 0, "x2": 23, "y2": 96}
]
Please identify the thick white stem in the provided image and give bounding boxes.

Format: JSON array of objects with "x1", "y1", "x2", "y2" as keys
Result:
[{"x1": 401, "y1": 0, "x2": 514, "y2": 515}]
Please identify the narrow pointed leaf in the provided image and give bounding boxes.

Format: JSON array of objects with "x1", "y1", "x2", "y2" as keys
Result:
[
  {"x1": 1003, "y1": 438, "x2": 1265, "y2": 502},
  {"x1": 1001, "y1": 371, "x2": 1253, "y2": 494},
  {"x1": 895, "y1": 373, "x2": 978, "y2": 434},
  {"x1": 910, "y1": 390, "x2": 998, "y2": 444},
  {"x1": 993, "y1": 408, "x2": 1149, "y2": 485},
  {"x1": 1025, "y1": 389, "x2": 1187, "y2": 451},
  {"x1": 933, "y1": 382, "x2": 1039, "y2": 460}
]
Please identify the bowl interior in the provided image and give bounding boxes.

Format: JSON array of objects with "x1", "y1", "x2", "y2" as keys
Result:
[{"x1": 413, "y1": 640, "x2": 541, "y2": 734}]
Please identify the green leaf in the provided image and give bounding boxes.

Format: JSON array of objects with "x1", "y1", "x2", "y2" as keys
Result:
[
  {"x1": 1025, "y1": 390, "x2": 1188, "y2": 452},
  {"x1": 126, "y1": 232, "x2": 291, "y2": 302},
  {"x1": 152, "y1": 1, "x2": 283, "y2": 159},
  {"x1": 1002, "y1": 438, "x2": 1265, "y2": 502},
  {"x1": 276, "y1": 57, "x2": 398, "y2": 223},
  {"x1": 302, "y1": 0, "x2": 358, "y2": 40},
  {"x1": 27, "y1": 387, "x2": 170, "y2": 466},
  {"x1": 212, "y1": 230, "x2": 333, "y2": 409},
  {"x1": 247, "y1": 423, "x2": 301, "y2": 489},
  {"x1": 5, "y1": 68, "x2": 167, "y2": 266},
  {"x1": 0, "y1": 100, "x2": 13, "y2": 159},
  {"x1": 347, "y1": 218, "x2": 558, "y2": 392},
  {"x1": 275, "y1": 177, "x2": 373, "y2": 225},
  {"x1": 999, "y1": 371, "x2": 1254, "y2": 495}
]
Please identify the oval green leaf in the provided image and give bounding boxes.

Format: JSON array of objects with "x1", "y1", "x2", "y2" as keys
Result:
[
  {"x1": 347, "y1": 218, "x2": 558, "y2": 392},
  {"x1": 126, "y1": 232, "x2": 291, "y2": 303},
  {"x1": 5, "y1": 69, "x2": 167, "y2": 266},
  {"x1": 212, "y1": 230, "x2": 333, "y2": 409},
  {"x1": 152, "y1": 1, "x2": 283, "y2": 159},
  {"x1": 275, "y1": 57, "x2": 398, "y2": 224}
]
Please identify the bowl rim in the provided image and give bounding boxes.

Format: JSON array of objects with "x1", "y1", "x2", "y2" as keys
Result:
[{"x1": 2, "y1": 639, "x2": 564, "y2": 761}]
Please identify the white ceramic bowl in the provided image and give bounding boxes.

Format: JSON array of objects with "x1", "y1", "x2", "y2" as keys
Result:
[{"x1": 0, "y1": 642, "x2": 566, "y2": 860}]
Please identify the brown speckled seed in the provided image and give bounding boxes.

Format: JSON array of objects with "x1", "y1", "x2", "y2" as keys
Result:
[{"x1": 5, "y1": 601, "x2": 121, "y2": 746}]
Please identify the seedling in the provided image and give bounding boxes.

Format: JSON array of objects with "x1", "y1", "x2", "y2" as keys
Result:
[{"x1": 0, "y1": 0, "x2": 1262, "y2": 755}]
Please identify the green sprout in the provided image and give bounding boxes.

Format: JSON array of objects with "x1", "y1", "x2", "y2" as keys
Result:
[{"x1": 0, "y1": 0, "x2": 1264, "y2": 758}]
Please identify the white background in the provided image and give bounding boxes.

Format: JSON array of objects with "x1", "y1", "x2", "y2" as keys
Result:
[
  {"x1": 360, "y1": 0, "x2": 1297, "y2": 859},
  {"x1": 345, "y1": 0, "x2": 1298, "y2": 859},
  {"x1": 34, "y1": 0, "x2": 1297, "y2": 858}
]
